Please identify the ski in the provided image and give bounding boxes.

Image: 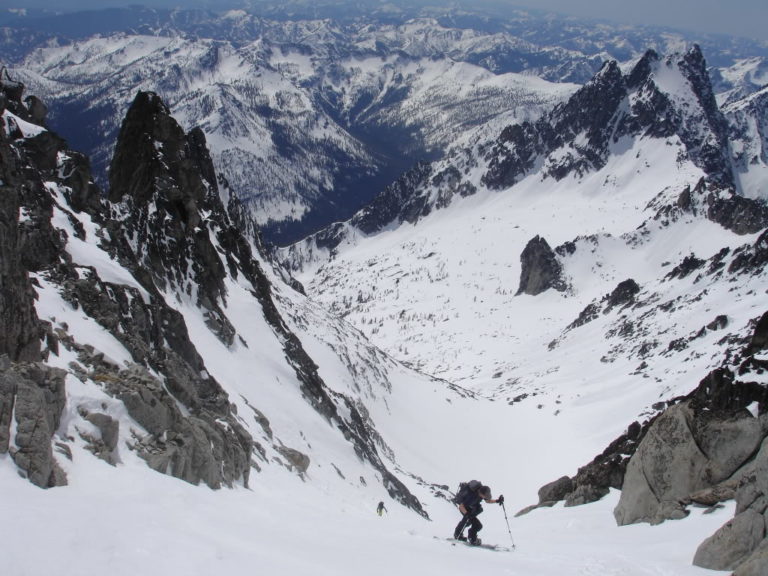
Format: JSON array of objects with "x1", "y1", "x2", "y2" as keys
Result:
[{"x1": 434, "y1": 536, "x2": 515, "y2": 552}]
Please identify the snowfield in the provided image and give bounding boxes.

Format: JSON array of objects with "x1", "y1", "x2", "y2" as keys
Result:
[
  {"x1": 2, "y1": 166, "x2": 747, "y2": 575},
  {"x1": 1, "y1": 459, "x2": 734, "y2": 576}
]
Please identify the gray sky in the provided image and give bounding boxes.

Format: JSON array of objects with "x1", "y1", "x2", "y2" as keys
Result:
[
  {"x1": 513, "y1": 0, "x2": 768, "y2": 42},
  {"x1": 6, "y1": 0, "x2": 768, "y2": 42}
]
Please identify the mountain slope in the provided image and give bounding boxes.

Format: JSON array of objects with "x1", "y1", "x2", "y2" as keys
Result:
[
  {"x1": 0, "y1": 80, "x2": 444, "y2": 513},
  {"x1": 277, "y1": 43, "x2": 768, "y2": 571},
  {"x1": 283, "y1": 44, "x2": 768, "y2": 455}
]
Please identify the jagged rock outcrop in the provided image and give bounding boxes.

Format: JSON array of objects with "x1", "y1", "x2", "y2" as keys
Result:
[
  {"x1": 516, "y1": 236, "x2": 567, "y2": 296},
  {"x1": 611, "y1": 312, "x2": 768, "y2": 527},
  {"x1": 0, "y1": 88, "x2": 43, "y2": 362},
  {"x1": 614, "y1": 401, "x2": 767, "y2": 525},
  {"x1": 650, "y1": 177, "x2": 768, "y2": 236},
  {"x1": 482, "y1": 45, "x2": 735, "y2": 193},
  {"x1": 108, "y1": 91, "x2": 234, "y2": 343},
  {"x1": 725, "y1": 85, "x2": 768, "y2": 201},
  {"x1": 0, "y1": 356, "x2": 67, "y2": 487},
  {"x1": 596, "y1": 309, "x2": 768, "y2": 572},
  {"x1": 3, "y1": 83, "x2": 255, "y2": 488},
  {"x1": 103, "y1": 91, "x2": 426, "y2": 512},
  {"x1": 2, "y1": 83, "x2": 428, "y2": 515}
]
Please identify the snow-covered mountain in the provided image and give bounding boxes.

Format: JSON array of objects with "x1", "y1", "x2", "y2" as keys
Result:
[
  {"x1": 5, "y1": 77, "x2": 763, "y2": 575},
  {"x1": 6, "y1": 11, "x2": 583, "y2": 245},
  {"x1": 281, "y1": 43, "x2": 768, "y2": 571},
  {"x1": 4, "y1": 3, "x2": 767, "y2": 244},
  {"x1": 1, "y1": 78, "x2": 449, "y2": 514},
  {"x1": 2, "y1": 6, "x2": 768, "y2": 575},
  {"x1": 3, "y1": 64, "x2": 745, "y2": 576}
]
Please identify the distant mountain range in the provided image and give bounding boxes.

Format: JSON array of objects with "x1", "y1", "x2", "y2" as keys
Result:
[{"x1": 3, "y1": 3, "x2": 767, "y2": 244}]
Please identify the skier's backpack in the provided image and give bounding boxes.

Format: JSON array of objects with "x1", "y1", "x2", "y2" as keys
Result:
[{"x1": 452, "y1": 479, "x2": 481, "y2": 504}]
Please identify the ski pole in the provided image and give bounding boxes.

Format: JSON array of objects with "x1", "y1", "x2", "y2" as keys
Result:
[{"x1": 500, "y1": 502, "x2": 516, "y2": 549}]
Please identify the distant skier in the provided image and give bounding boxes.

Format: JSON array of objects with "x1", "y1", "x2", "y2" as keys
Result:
[
  {"x1": 377, "y1": 501, "x2": 387, "y2": 516},
  {"x1": 452, "y1": 481, "x2": 504, "y2": 545}
]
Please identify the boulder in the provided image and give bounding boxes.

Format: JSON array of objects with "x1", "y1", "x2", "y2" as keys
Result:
[
  {"x1": 614, "y1": 402, "x2": 765, "y2": 525},
  {"x1": 565, "y1": 484, "x2": 609, "y2": 507},
  {"x1": 83, "y1": 411, "x2": 120, "y2": 465},
  {"x1": 516, "y1": 236, "x2": 567, "y2": 296},
  {"x1": 605, "y1": 279, "x2": 640, "y2": 310},
  {"x1": 538, "y1": 475, "x2": 573, "y2": 503},
  {"x1": 733, "y1": 540, "x2": 768, "y2": 576},
  {"x1": 614, "y1": 403, "x2": 707, "y2": 525},
  {"x1": 0, "y1": 361, "x2": 67, "y2": 487},
  {"x1": 693, "y1": 509, "x2": 765, "y2": 570}
]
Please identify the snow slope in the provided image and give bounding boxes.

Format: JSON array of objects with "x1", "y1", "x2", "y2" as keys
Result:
[
  {"x1": 1, "y1": 461, "x2": 734, "y2": 576},
  {"x1": 1, "y1": 97, "x2": 747, "y2": 576}
]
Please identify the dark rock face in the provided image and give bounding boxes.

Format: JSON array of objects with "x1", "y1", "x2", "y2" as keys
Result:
[
  {"x1": 282, "y1": 161, "x2": 435, "y2": 272},
  {"x1": 108, "y1": 92, "x2": 229, "y2": 319},
  {"x1": 0, "y1": 98, "x2": 43, "y2": 363},
  {"x1": 516, "y1": 236, "x2": 567, "y2": 296},
  {"x1": 354, "y1": 161, "x2": 435, "y2": 234},
  {"x1": 2, "y1": 84, "x2": 255, "y2": 489},
  {"x1": 706, "y1": 191, "x2": 768, "y2": 235},
  {"x1": 605, "y1": 279, "x2": 640, "y2": 310},
  {"x1": 483, "y1": 60, "x2": 627, "y2": 189}
]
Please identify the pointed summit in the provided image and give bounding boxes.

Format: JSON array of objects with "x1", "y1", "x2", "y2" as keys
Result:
[
  {"x1": 108, "y1": 91, "x2": 229, "y2": 316},
  {"x1": 626, "y1": 49, "x2": 660, "y2": 89}
]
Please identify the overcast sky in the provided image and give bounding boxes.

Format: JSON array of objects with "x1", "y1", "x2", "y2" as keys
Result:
[
  {"x1": 7, "y1": 0, "x2": 768, "y2": 42},
  {"x1": 514, "y1": 0, "x2": 767, "y2": 42}
]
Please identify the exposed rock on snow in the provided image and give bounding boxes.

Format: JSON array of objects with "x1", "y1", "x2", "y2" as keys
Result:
[
  {"x1": 0, "y1": 357, "x2": 68, "y2": 487},
  {"x1": 535, "y1": 310, "x2": 768, "y2": 569},
  {"x1": 613, "y1": 402, "x2": 766, "y2": 526},
  {"x1": 480, "y1": 45, "x2": 743, "y2": 198},
  {"x1": 610, "y1": 311, "x2": 768, "y2": 570},
  {"x1": 516, "y1": 236, "x2": 567, "y2": 296}
]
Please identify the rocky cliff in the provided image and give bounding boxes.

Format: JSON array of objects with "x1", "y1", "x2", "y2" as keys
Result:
[{"x1": 0, "y1": 79, "x2": 426, "y2": 515}]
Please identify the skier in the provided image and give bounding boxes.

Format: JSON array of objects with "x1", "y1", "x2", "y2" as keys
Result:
[
  {"x1": 453, "y1": 481, "x2": 504, "y2": 545},
  {"x1": 377, "y1": 501, "x2": 387, "y2": 516}
]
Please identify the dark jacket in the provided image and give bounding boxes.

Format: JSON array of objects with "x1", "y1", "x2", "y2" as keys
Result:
[{"x1": 457, "y1": 489, "x2": 484, "y2": 516}]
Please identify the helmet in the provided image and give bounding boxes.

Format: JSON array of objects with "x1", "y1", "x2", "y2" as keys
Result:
[{"x1": 479, "y1": 485, "x2": 492, "y2": 498}]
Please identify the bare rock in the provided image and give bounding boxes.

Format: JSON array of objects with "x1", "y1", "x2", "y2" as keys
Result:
[
  {"x1": 693, "y1": 509, "x2": 765, "y2": 570},
  {"x1": 0, "y1": 361, "x2": 67, "y2": 487},
  {"x1": 733, "y1": 540, "x2": 768, "y2": 576},
  {"x1": 565, "y1": 484, "x2": 610, "y2": 507},
  {"x1": 516, "y1": 236, "x2": 567, "y2": 296},
  {"x1": 538, "y1": 475, "x2": 573, "y2": 503}
]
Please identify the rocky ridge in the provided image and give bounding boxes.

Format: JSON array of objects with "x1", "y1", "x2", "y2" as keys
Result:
[{"x1": 0, "y1": 77, "x2": 426, "y2": 515}]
